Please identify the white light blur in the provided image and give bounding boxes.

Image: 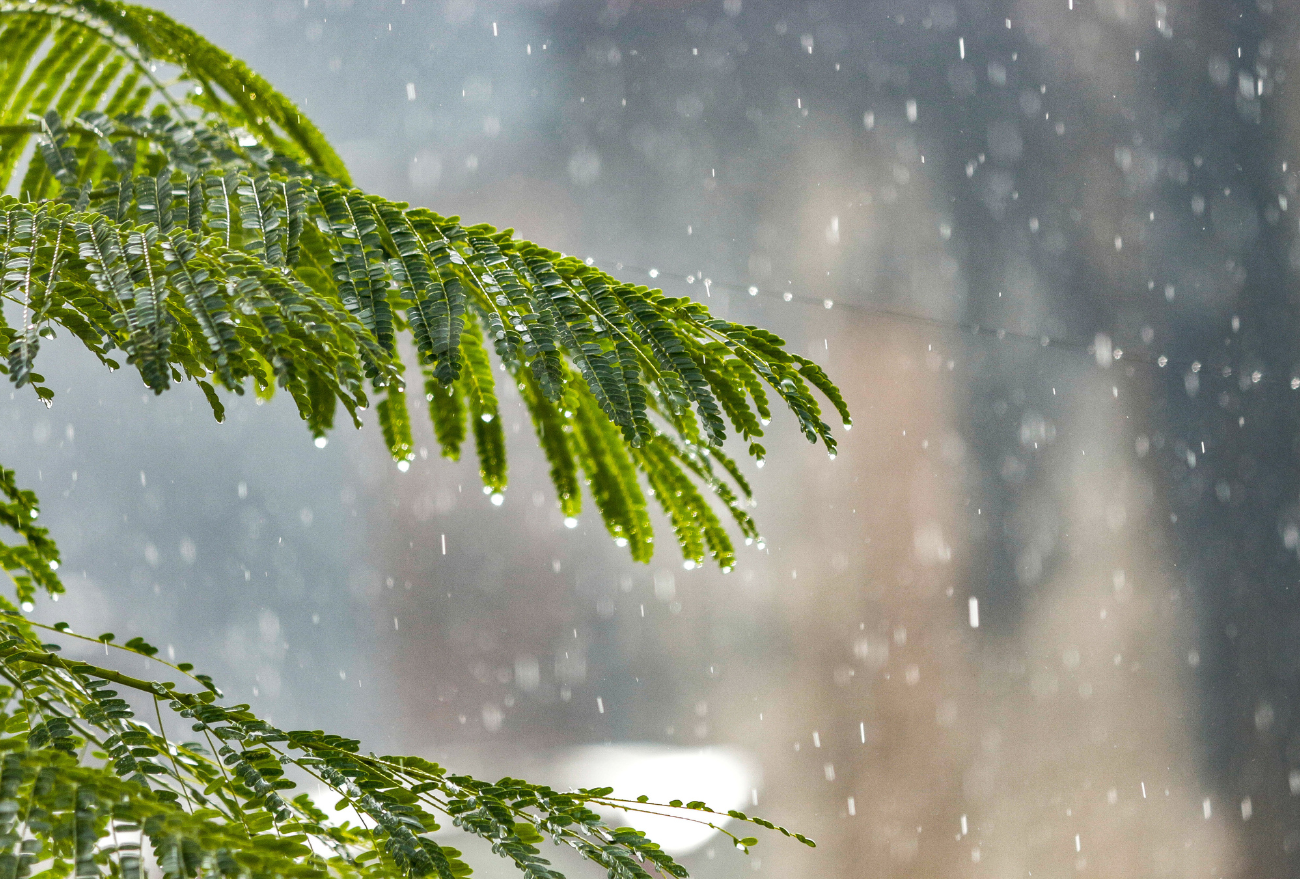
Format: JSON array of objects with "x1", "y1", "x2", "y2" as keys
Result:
[{"x1": 554, "y1": 744, "x2": 760, "y2": 855}]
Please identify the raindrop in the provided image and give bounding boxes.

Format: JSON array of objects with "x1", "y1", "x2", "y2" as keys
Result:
[
  {"x1": 491, "y1": 493, "x2": 504, "y2": 506},
  {"x1": 314, "y1": 436, "x2": 328, "y2": 448},
  {"x1": 564, "y1": 517, "x2": 578, "y2": 529},
  {"x1": 1093, "y1": 333, "x2": 1113, "y2": 368}
]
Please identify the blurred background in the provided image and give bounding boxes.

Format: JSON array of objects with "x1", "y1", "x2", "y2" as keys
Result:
[{"x1": 7, "y1": 0, "x2": 1300, "y2": 875}]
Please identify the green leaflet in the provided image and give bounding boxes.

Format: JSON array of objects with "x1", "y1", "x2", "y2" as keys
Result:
[
  {"x1": 176, "y1": 173, "x2": 206, "y2": 234},
  {"x1": 518, "y1": 369, "x2": 581, "y2": 519},
  {"x1": 74, "y1": 216, "x2": 143, "y2": 354},
  {"x1": 0, "y1": 466, "x2": 62, "y2": 603},
  {"x1": 466, "y1": 232, "x2": 563, "y2": 399},
  {"x1": 0, "y1": 18, "x2": 53, "y2": 128},
  {"x1": 579, "y1": 273, "x2": 652, "y2": 445},
  {"x1": 317, "y1": 186, "x2": 395, "y2": 359},
  {"x1": 306, "y1": 368, "x2": 338, "y2": 438},
  {"x1": 203, "y1": 169, "x2": 238, "y2": 248},
  {"x1": 658, "y1": 436, "x2": 759, "y2": 548},
  {"x1": 134, "y1": 166, "x2": 175, "y2": 234},
  {"x1": 458, "y1": 317, "x2": 507, "y2": 493},
  {"x1": 637, "y1": 436, "x2": 735, "y2": 569},
  {"x1": 35, "y1": 111, "x2": 78, "y2": 190},
  {"x1": 282, "y1": 177, "x2": 305, "y2": 266},
  {"x1": 699, "y1": 317, "x2": 838, "y2": 451},
  {"x1": 9, "y1": 214, "x2": 67, "y2": 399},
  {"x1": 54, "y1": 40, "x2": 112, "y2": 121},
  {"x1": 1, "y1": 208, "x2": 43, "y2": 391},
  {"x1": 100, "y1": 64, "x2": 141, "y2": 118},
  {"x1": 700, "y1": 347, "x2": 764, "y2": 443},
  {"x1": 794, "y1": 354, "x2": 852, "y2": 429},
  {"x1": 569, "y1": 385, "x2": 654, "y2": 562},
  {"x1": 636, "y1": 444, "x2": 705, "y2": 565},
  {"x1": 382, "y1": 204, "x2": 465, "y2": 385},
  {"x1": 445, "y1": 228, "x2": 523, "y2": 371},
  {"x1": 0, "y1": 17, "x2": 73, "y2": 190},
  {"x1": 615, "y1": 286, "x2": 726, "y2": 445},
  {"x1": 519, "y1": 253, "x2": 632, "y2": 440},
  {"x1": 237, "y1": 171, "x2": 285, "y2": 267},
  {"x1": 72, "y1": 53, "x2": 123, "y2": 120},
  {"x1": 423, "y1": 366, "x2": 466, "y2": 460},
  {"x1": 377, "y1": 386, "x2": 416, "y2": 464},
  {"x1": 122, "y1": 224, "x2": 174, "y2": 392}
]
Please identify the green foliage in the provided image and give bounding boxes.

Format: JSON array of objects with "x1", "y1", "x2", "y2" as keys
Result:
[
  {"x1": 0, "y1": 2, "x2": 842, "y2": 877},
  {"x1": 0, "y1": 605, "x2": 817, "y2": 879},
  {"x1": 0, "y1": 467, "x2": 62, "y2": 606},
  {"x1": 0, "y1": 0, "x2": 847, "y2": 568}
]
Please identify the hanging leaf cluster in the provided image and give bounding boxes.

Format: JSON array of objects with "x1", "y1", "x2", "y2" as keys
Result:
[{"x1": 0, "y1": 0, "x2": 848, "y2": 570}]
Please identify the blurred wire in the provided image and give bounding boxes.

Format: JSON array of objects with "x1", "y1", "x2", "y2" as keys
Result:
[{"x1": 597, "y1": 258, "x2": 1230, "y2": 379}]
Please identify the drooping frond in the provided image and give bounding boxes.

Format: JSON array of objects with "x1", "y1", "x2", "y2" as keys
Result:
[
  {"x1": 0, "y1": 0, "x2": 349, "y2": 185},
  {"x1": 0, "y1": 1, "x2": 849, "y2": 563},
  {"x1": 0, "y1": 566, "x2": 813, "y2": 879}
]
